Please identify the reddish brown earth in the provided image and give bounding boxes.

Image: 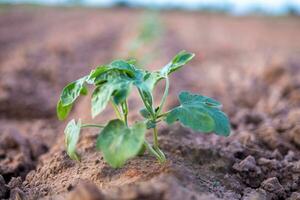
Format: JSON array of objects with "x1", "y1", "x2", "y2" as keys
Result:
[{"x1": 0, "y1": 6, "x2": 300, "y2": 200}]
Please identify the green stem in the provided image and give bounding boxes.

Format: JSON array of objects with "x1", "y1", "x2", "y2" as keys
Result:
[
  {"x1": 121, "y1": 101, "x2": 129, "y2": 126},
  {"x1": 144, "y1": 141, "x2": 164, "y2": 163},
  {"x1": 81, "y1": 124, "x2": 105, "y2": 128},
  {"x1": 156, "y1": 77, "x2": 169, "y2": 117},
  {"x1": 111, "y1": 100, "x2": 122, "y2": 120},
  {"x1": 156, "y1": 111, "x2": 170, "y2": 119},
  {"x1": 152, "y1": 127, "x2": 166, "y2": 162},
  {"x1": 153, "y1": 146, "x2": 166, "y2": 162},
  {"x1": 138, "y1": 88, "x2": 155, "y2": 117},
  {"x1": 153, "y1": 126, "x2": 159, "y2": 148}
]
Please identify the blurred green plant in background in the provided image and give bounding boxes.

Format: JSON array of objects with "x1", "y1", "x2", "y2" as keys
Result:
[{"x1": 127, "y1": 11, "x2": 164, "y2": 67}]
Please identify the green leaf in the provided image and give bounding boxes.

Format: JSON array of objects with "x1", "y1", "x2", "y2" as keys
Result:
[
  {"x1": 126, "y1": 58, "x2": 137, "y2": 65},
  {"x1": 57, "y1": 100, "x2": 73, "y2": 120},
  {"x1": 112, "y1": 81, "x2": 132, "y2": 105},
  {"x1": 160, "y1": 50, "x2": 194, "y2": 76},
  {"x1": 136, "y1": 82, "x2": 153, "y2": 107},
  {"x1": 139, "y1": 108, "x2": 151, "y2": 119},
  {"x1": 91, "y1": 79, "x2": 132, "y2": 118},
  {"x1": 143, "y1": 71, "x2": 163, "y2": 91},
  {"x1": 86, "y1": 65, "x2": 110, "y2": 84},
  {"x1": 87, "y1": 61, "x2": 138, "y2": 85},
  {"x1": 146, "y1": 120, "x2": 156, "y2": 129},
  {"x1": 64, "y1": 119, "x2": 81, "y2": 161},
  {"x1": 109, "y1": 60, "x2": 136, "y2": 78},
  {"x1": 122, "y1": 69, "x2": 155, "y2": 110},
  {"x1": 96, "y1": 119, "x2": 146, "y2": 168},
  {"x1": 60, "y1": 76, "x2": 87, "y2": 106},
  {"x1": 91, "y1": 84, "x2": 114, "y2": 118},
  {"x1": 80, "y1": 86, "x2": 88, "y2": 96},
  {"x1": 165, "y1": 91, "x2": 230, "y2": 136}
]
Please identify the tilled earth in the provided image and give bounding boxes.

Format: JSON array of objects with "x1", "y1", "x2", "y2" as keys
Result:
[{"x1": 0, "y1": 6, "x2": 300, "y2": 200}]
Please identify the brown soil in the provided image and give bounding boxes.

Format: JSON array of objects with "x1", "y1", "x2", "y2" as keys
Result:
[{"x1": 0, "y1": 5, "x2": 300, "y2": 200}]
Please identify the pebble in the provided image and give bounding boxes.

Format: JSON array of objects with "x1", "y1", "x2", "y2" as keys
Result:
[{"x1": 261, "y1": 177, "x2": 284, "y2": 194}]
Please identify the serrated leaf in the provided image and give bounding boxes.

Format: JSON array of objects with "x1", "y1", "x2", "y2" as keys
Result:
[
  {"x1": 64, "y1": 119, "x2": 81, "y2": 161},
  {"x1": 96, "y1": 119, "x2": 146, "y2": 168},
  {"x1": 160, "y1": 50, "x2": 194, "y2": 76},
  {"x1": 60, "y1": 76, "x2": 88, "y2": 106},
  {"x1": 57, "y1": 100, "x2": 73, "y2": 120},
  {"x1": 165, "y1": 91, "x2": 230, "y2": 136}
]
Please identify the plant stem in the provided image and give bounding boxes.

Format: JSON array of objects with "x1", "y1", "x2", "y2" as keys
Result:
[
  {"x1": 156, "y1": 77, "x2": 169, "y2": 116},
  {"x1": 81, "y1": 124, "x2": 105, "y2": 128},
  {"x1": 111, "y1": 100, "x2": 122, "y2": 120},
  {"x1": 137, "y1": 88, "x2": 155, "y2": 117},
  {"x1": 121, "y1": 101, "x2": 129, "y2": 126},
  {"x1": 156, "y1": 111, "x2": 170, "y2": 119},
  {"x1": 152, "y1": 127, "x2": 166, "y2": 162},
  {"x1": 144, "y1": 141, "x2": 164, "y2": 163},
  {"x1": 154, "y1": 146, "x2": 166, "y2": 162},
  {"x1": 153, "y1": 126, "x2": 159, "y2": 148}
]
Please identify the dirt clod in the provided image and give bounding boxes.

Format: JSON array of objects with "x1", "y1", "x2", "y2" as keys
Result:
[
  {"x1": 233, "y1": 156, "x2": 262, "y2": 187},
  {"x1": 288, "y1": 192, "x2": 300, "y2": 200},
  {"x1": 261, "y1": 177, "x2": 285, "y2": 199}
]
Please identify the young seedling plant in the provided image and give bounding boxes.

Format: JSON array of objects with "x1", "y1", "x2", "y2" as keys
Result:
[{"x1": 57, "y1": 50, "x2": 231, "y2": 168}]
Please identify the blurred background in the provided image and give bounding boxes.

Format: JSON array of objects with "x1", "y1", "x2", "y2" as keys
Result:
[
  {"x1": 0, "y1": 0, "x2": 300, "y2": 199},
  {"x1": 1, "y1": 0, "x2": 300, "y2": 15}
]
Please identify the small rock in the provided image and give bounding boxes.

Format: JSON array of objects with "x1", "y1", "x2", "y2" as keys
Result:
[
  {"x1": 233, "y1": 156, "x2": 262, "y2": 187},
  {"x1": 233, "y1": 156, "x2": 261, "y2": 173},
  {"x1": 261, "y1": 177, "x2": 284, "y2": 194},
  {"x1": 288, "y1": 192, "x2": 300, "y2": 200},
  {"x1": 257, "y1": 158, "x2": 280, "y2": 170}
]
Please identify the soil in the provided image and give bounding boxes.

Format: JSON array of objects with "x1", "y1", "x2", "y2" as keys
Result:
[{"x1": 0, "y1": 5, "x2": 300, "y2": 200}]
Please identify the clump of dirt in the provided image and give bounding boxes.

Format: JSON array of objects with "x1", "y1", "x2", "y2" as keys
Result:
[{"x1": 0, "y1": 120, "x2": 61, "y2": 199}]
